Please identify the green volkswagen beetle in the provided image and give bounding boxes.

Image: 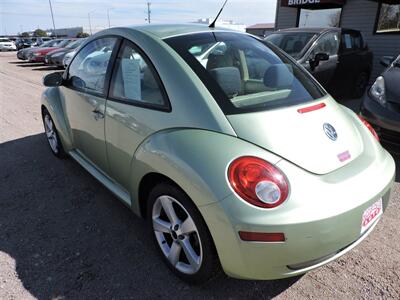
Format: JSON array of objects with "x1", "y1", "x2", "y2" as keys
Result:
[{"x1": 41, "y1": 24, "x2": 395, "y2": 283}]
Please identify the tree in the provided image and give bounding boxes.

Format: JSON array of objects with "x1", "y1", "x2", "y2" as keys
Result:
[
  {"x1": 76, "y1": 32, "x2": 90, "y2": 38},
  {"x1": 20, "y1": 32, "x2": 30, "y2": 37},
  {"x1": 33, "y1": 29, "x2": 47, "y2": 37}
]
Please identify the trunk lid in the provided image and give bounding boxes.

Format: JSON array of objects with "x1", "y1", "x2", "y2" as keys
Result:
[{"x1": 226, "y1": 97, "x2": 364, "y2": 175}]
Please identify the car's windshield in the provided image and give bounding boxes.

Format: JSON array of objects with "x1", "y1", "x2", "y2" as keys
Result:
[
  {"x1": 42, "y1": 39, "x2": 62, "y2": 47},
  {"x1": 265, "y1": 32, "x2": 316, "y2": 59},
  {"x1": 165, "y1": 32, "x2": 325, "y2": 114},
  {"x1": 0, "y1": 39, "x2": 11, "y2": 42},
  {"x1": 66, "y1": 39, "x2": 85, "y2": 49},
  {"x1": 57, "y1": 39, "x2": 73, "y2": 48},
  {"x1": 40, "y1": 40, "x2": 54, "y2": 47}
]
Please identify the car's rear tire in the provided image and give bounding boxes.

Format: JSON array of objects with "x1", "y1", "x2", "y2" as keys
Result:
[
  {"x1": 352, "y1": 71, "x2": 369, "y2": 98},
  {"x1": 42, "y1": 109, "x2": 67, "y2": 158},
  {"x1": 147, "y1": 182, "x2": 221, "y2": 284}
]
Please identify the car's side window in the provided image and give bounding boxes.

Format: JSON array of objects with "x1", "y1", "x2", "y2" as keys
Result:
[
  {"x1": 67, "y1": 37, "x2": 117, "y2": 95},
  {"x1": 309, "y1": 32, "x2": 339, "y2": 58},
  {"x1": 109, "y1": 40, "x2": 168, "y2": 109},
  {"x1": 351, "y1": 32, "x2": 362, "y2": 50},
  {"x1": 341, "y1": 32, "x2": 362, "y2": 52}
]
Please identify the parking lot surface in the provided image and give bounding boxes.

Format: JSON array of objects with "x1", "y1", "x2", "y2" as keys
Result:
[{"x1": 0, "y1": 51, "x2": 399, "y2": 299}]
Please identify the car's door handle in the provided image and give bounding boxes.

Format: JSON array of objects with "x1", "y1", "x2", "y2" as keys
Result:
[{"x1": 92, "y1": 109, "x2": 104, "y2": 121}]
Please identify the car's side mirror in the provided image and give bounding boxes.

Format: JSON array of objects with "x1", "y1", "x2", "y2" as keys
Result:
[
  {"x1": 309, "y1": 52, "x2": 329, "y2": 70},
  {"x1": 380, "y1": 56, "x2": 395, "y2": 67},
  {"x1": 43, "y1": 72, "x2": 64, "y2": 87},
  {"x1": 315, "y1": 52, "x2": 329, "y2": 64}
]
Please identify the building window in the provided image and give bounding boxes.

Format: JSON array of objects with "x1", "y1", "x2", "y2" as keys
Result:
[
  {"x1": 376, "y1": 3, "x2": 400, "y2": 34},
  {"x1": 298, "y1": 8, "x2": 342, "y2": 28}
]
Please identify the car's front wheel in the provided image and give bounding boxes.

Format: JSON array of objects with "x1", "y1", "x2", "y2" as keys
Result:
[
  {"x1": 147, "y1": 183, "x2": 220, "y2": 284},
  {"x1": 42, "y1": 109, "x2": 66, "y2": 158}
]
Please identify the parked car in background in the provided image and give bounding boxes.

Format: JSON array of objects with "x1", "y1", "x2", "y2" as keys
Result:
[
  {"x1": 28, "y1": 39, "x2": 76, "y2": 63},
  {"x1": 15, "y1": 38, "x2": 34, "y2": 50},
  {"x1": 0, "y1": 38, "x2": 17, "y2": 51},
  {"x1": 36, "y1": 37, "x2": 52, "y2": 46},
  {"x1": 265, "y1": 28, "x2": 373, "y2": 98},
  {"x1": 361, "y1": 54, "x2": 400, "y2": 152},
  {"x1": 62, "y1": 43, "x2": 112, "y2": 68},
  {"x1": 17, "y1": 39, "x2": 64, "y2": 60},
  {"x1": 45, "y1": 38, "x2": 86, "y2": 68},
  {"x1": 41, "y1": 25, "x2": 395, "y2": 284}
]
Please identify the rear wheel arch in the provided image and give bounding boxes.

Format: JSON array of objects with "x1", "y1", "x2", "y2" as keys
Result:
[{"x1": 138, "y1": 172, "x2": 179, "y2": 218}]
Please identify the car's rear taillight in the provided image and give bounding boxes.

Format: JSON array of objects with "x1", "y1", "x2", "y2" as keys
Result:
[
  {"x1": 228, "y1": 156, "x2": 289, "y2": 208},
  {"x1": 358, "y1": 115, "x2": 379, "y2": 142}
]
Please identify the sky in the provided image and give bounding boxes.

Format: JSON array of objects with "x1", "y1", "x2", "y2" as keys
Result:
[{"x1": 0, "y1": 0, "x2": 277, "y2": 35}]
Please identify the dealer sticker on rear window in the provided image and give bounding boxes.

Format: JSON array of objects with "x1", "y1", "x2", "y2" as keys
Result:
[{"x1": 361, "y1": 199, "x2": 383, "y2": 235}]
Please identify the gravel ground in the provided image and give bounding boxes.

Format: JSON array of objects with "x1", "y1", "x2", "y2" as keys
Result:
[{"x1": 0, "y1": 51, "x2": 399, "y2": 299}]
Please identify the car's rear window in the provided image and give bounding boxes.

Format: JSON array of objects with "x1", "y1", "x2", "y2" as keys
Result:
[{"x1": 165, "y1": 32, "x2": 325, "y2": 114}]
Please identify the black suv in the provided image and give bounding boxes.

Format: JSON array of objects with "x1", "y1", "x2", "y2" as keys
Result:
[{"x1": 265, "y1": 27, "x2": 373, "y2": 98}]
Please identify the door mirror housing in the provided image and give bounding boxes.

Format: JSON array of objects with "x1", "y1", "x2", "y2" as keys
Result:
[
  {"x1": 315, "y1": 52, "x2": 329, "y2": 63},
  {"x1": 380, "y1": 56, "x2": 395, "y2": 68},
  {"x1": 43, "y1": 72, "x2": 64, "y2": 87},
  {"x1": 309, "y1": 52, "x2": 329, "y2": 70}
]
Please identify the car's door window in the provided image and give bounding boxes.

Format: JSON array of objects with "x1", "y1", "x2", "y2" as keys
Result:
[
  {"x1": 109, "y1": 40, "x2": 168, "y2": 109},
  {"x1": 351, "y1": 32, "x2": 362, "y2": 49},
  {"x1": 67, "y1": 37, "x2": 117, "y2": 95},
  {"x1": 309, "y1": 32, "x2": 339, "y2": 58},
  {"x1": 341, "y1": 32, "x2": 362, "y2": 52}
]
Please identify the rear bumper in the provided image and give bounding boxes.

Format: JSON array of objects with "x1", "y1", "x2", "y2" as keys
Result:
[{"x1": 199, "y1": 148, "x2": 395, "y2": 280}]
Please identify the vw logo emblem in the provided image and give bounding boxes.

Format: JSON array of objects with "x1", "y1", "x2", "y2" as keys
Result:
[{"x1": 323, "y1": 123, "x2": 337, "y2": 141}]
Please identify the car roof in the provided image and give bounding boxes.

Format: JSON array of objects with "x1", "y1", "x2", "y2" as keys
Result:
[
  {"x1": 277, "y1": 27, "x2": 341, "y2": 34},
  {"x1": 127, "y1": 24, "x2": 235, "y2": 39}
]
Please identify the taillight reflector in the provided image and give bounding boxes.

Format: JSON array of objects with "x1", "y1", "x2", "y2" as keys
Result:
[{"x1": 239, "y1": 231, "x2": 285, "y2": 242}]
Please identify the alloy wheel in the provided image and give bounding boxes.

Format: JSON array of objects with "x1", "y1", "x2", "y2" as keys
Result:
[
  {"x1": 152, "y1": 195, "x2": 203, "y2": 275},
  {"x1": 44, "y1": 114, "x2": 58, "y2": 153}
]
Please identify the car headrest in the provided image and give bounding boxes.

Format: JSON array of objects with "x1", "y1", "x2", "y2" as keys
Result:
[
  {"x1": 206, "y1": 52, "x2": 234, "y2": 70},
  {"x1": 209, "y1": 67, "x2": 241, "y2": 97},
  {"x1": 143, "y1": 66, "x2": 158, "y2": 89},
  {"x1": 263, "y1": 64, "x2": 294, "y2": 89}
]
